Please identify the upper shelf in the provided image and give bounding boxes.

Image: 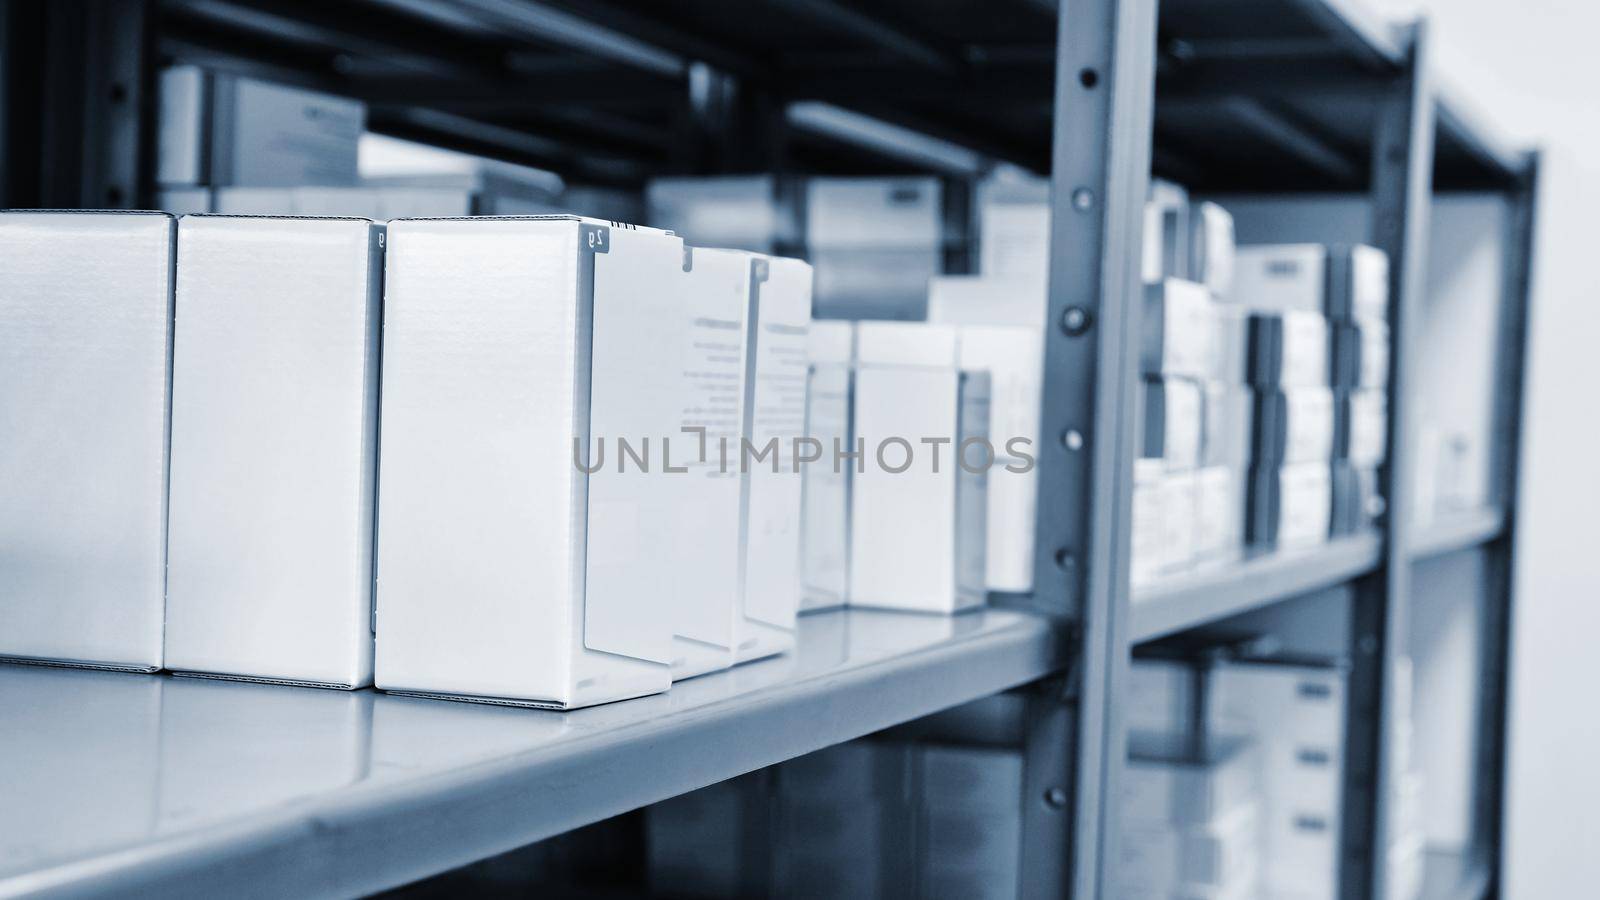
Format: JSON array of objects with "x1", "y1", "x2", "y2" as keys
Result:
[
  {"x1": 0, "y1": 606, "x2": 1060, "y2": 899},
  {"x1": 157, "y1": 0, "x2": 1527, "y2": 190}
]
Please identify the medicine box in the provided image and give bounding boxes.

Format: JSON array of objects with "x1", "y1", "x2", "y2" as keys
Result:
[
  {"x1": 1252, "y1": 387, "x2": 1337, "y2": 465},
  {"x1": 1246, "y1": 310, "x2": 1330, "y2": 388},
  {"x1": 374, "y1": 216, "x2": 684, "y2": 709},
  {"x1": 1230, "y1": 243, "x2": 1389, "y2": 321},
  {"x1": 1245, "y1": 463, "x2": 1333, "y2": 550},
  {"x1": 1336, "y1": 388, "x2": 1389, "y2": 466},
  {"x1": 957, "y1": 324, "x2": 1043, "y2": 592},
  {"x1": 802, "y1": 320, "x2": 855, "y2": 613},
  {"x1": 1333, "y1": 318, "x2": 1391, "y2": 389},
  {"x1": 0, "y1": 211, "x2": 175, "y2": 671},
  {"x1": 158, "y1": 65, "x2": 364, "y2": 187},
  {"x1": 1141, "y1": 377, "x2": 1205, "y2": 470},
  {"x1": 165, "y1": 215, "x2": 383, "y2": 688},
  {"x1": 849, "y1": 323, "x2": 989, "y2": 613},
  {"x1": 1142, "y1": 279, "x2": 1218, "y2": 378}
]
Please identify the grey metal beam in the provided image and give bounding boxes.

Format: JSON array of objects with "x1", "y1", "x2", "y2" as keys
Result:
[
  {"x1": 759, "y1": 0, "x2": 957, "y2": 71},
  {"x1": 1219, "y1": 97, "x2": 1364, "y2": 185},
  {"x1": 1340, "y1": 19, "x2": 1436, "y2": 900},
  {"x1": 1013, "y1": 0, "x2": 1156, "y2": 895},
  {"x1": 1471, "y1": 151, "x2": 1540, "y2": 890}
]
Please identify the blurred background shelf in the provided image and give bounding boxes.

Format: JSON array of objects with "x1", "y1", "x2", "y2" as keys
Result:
[
  {"x1": 0, "y1": 607, "x2": 1062, "y2": 899},
  {"x1": 1130, "y1": 532, "x2": 1384, "y2": 644}
]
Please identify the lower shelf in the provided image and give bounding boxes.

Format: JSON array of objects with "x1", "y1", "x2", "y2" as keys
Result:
[
  {"x1": 0, "y1": 606, "x2": 1062, "y2": 899},
  {"x1": 1129, "y1": 532, "x2": 1385, "y2": 643}
]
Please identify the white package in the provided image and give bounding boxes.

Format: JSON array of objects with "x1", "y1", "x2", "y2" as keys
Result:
[
  {"x1": 646, "y1": 176, "x2": 778, "y2": 253},
  {"x1": 0, "y1": 211, "x2": 175, "y2": 671},
  {"x1": 1195, "y1": 466, "x2": 1246, "y2": 565},
  {"x1": 1246, "y1": 462, "x2": 1333, "y2": 550},
  {"x1": 1189, "y1": 201, "x2": 1236, "y2": 297},
  {"x1": 849, "y1": 323, "x2": 989, "y2": 613},
  {"x1": 1230, "y1": 243, "x2": 1389, "y2": 321},
  {"x1": 1254, "y1": 387, "x2": 1337, "y2": 465},
  {"x1": 958, "y1": 325, "x2": 1043, "y2": 592},
  {"x1": 926, "y1": 274, "x2": 1047, "y2": 328},
  {"x1": 1341, "y1": 388, "x2": 1389, "y2": 466},
  {"x1": 1159, "y1": 471, "x2": 1201, "y2": 575},
  {"x1": 374, "y1": 216, "x2": 685, "y2": 709},
  {"x1": 1130, "y1": 459, "x2": 1167, "y2": 587},
  {"x1": 158, "y1": 66, "x2": 364, "y2": 187},
  {"x1": 1141, "y1": 377, "x2": 1205, "y2": 471},
  {"x1": 1142, "y1": 279, "x2": 1218, "y2": 378},
  {"x1": 802, "y1": 321, "x2": 855, "y2": 612},
  {"x1": 165, "y1": 216, "x2": 382, "y2": 688}
]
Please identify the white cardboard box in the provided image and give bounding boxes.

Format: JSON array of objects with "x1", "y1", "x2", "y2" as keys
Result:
[
  {"x1": 165, "y1": 216, "x2": 382, "y2": 688},
  {"x1": 1123, "y1": 732, "x2": 1258, "y2": 827},
  {"x1": 0, "y1": 211, "x2": 175, "y2": 671},
  {"x1": 734, "y1": 254, "x2": 813, "y2": 663},
  {"x1": 1141, "y1": 377, "x2": 1205, "y2": 471},
  {"x1": 1333, "y1": 317, "x2": 1390, "y2": 389},
  {"x1": 1142, "y1": 279, "x2": 1218, "y2": 379},
  {"x1": 849, "y1": 323, "x2": 989, "y2": 612},
  {"x1": 1246, "y1": 309, "x2": 1330, "y2": 388},
  {"x1": 957, "y1": 325, "x2": 1043, "y2": 592},
  {"x1": 1230, "y1": 243, "x2": 1389, "y2": 322},
  {"x1": 1246, "y1": 463, "x2": 1333, "y2": 549},
  {"x1": 1338, "y1": 388, "x2": 1389, "y2": 466},
  {"x1": 374, "y1": 216, "x2": 684, "y2": 708},
  {"x1": 1189, "y1": 201, "x2": 1236, "y2": 297},
  {"x1": 1201, "y1": 383, "x2": 1253, "y2": 469},
  {"x1": 1195, "y1": 466, "x2": 1246, "y2": 566},
  {"x1": 1142, "y1": 178, "x2": 1190, "y2": 284},
  {"x1": 1159, "y1": 471, "x2": 1201, "y2": 574},
  {"x1": 802, "y1": 321, "x2": 855, "y2": 612},
  {"x1": 646, "y1": 176, "x2": 779, "y2": 253},
  {"x1": 158, "y1": 65, "x2": 364, "y2": 187},
  {"x1": 1131, "y1": 459, "x2": 1168, "y2": 587},
  {"x1": 1253, "y1": 387, "x2": 1337, "y2": 465},
  {"x1": 926, "y1": 274, "x2": 1047, "y2": 329}
]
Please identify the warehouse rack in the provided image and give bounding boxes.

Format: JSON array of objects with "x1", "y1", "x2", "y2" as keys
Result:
[{"x1": 0, "y1": 1, "x2": 1536, "y2": 899}]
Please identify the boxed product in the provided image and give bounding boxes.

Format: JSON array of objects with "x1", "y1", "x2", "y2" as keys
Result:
[
  {"x1": 807, "y1": 177, "x2": 942, "y2": 320},
  {"x1": 958, "y1": 325, "x2": 1043, "y2": 592},
  {"x1": 158, "y1": 65, "x2": 364, "y2": 187},
  {"x1": 926, "y1": 274, "x2": 1047, "y2": 328},
  {"x1": 158, "y1": 186, "x2": 215, "y2": 215},
  {"x1": 1331, "y1": 463, "x2": 1385, "y2": 536},
  {"x1": 1188, "y1": 201, "x2": 1236, "y2": 297},
  {"x1": 1246, "y1": 310, "x2": 1330, "y2": 388},
  {"x1": 849, "y1": 323, "x2": 989, "y2": 613},
  {"x1": 1123, "y1": 732, "x2": 1258, "y2": 826},
  {"x1": 802, "y1": 320, "x2": 855, "y2": 613},
  {"x1": 1160, "y1": 471, "x2": 1201, "y2": 574},
  {"x1": 1142, "y1": 178, "x2": 1190, "y2": 284},
  {"x1": 1212, "y1": 306, "x2": 1249, "y2": 384},
  {"x1": 1333, "y1": 318, "x2": 1391, "y2": 388},
  {"x1": 1141, "y1": 377, "x2": 1205, "y2": 470},
  {"x1": 1201, "y1": 383, "x2": 1254, "y2": 469},
  {"x1": 1195, "y1": 466, "x2": 1246, "y2": 565},
  {"x1": 164, "y1": 216, "x2": 383, "y2": 688},
  {"x1": 0, "y1": 211, "x2": 175, "y2": 671},
  {"x1": 732, "y1": 254, "x2": 813, "y2": 663},
  {"x1": 373, "y1": 216, "x2": 686, "y2": 709},
  {"x1": 1253, "y1": 387, "x2": 1337, "y2": 465},
  {"x1": 977, "y1": 174, "x2": 1049, "y2": 283},
  {"x1": 646, "y1": 175, "x2": 779, "y2": 253},
  {"x1": 1230, "y1": 243, "x2": 1389, "y2": 321},
  {"x1": 1131, "y1": 460, "x2": 1168, "y2": 587},
  {"x1": 1118, "y1": 804, "x2": 1258, "y2": 893},
  {"x1": 1336, "y1": 388, "x2": 1389, "y2": 466},
  {"x1": 1245, "y1": 463, "x2": 1333, "y2": 549},
  {"x1": 1142, "y1": 279, "x2": 1218, "y2": 378}
]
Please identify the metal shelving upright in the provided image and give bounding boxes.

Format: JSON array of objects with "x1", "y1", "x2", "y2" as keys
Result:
[{"x1": 0, "y1": 1, "x2": 1537, "y2": 898}]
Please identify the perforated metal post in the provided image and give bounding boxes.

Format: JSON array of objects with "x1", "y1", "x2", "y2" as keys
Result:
[{"x1": 1015, "y1": 0, "x2": 1156, "y2": 896}]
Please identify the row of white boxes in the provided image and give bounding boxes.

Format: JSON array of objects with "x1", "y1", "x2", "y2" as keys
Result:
[
  {"x1": 0, "y1": 210, "x2": 816, "y2": 710},
  {"x1": 647, "y1": 739, "x2": 1025, "y2": 900},
  {"x1": 801, "y1": 314, "x2": 1043, "y2": 610},
  {"x1": 1122, "y1": 654, "x2": 1427, "y2": 900},
  {"x1": 1133, "y1": 180, "x2": 1394, "y2": 584}
]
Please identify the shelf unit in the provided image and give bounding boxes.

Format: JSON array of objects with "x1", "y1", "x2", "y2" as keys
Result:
[{"x1": 0, "y1": 1, "x2": 1536, "y2": 898}]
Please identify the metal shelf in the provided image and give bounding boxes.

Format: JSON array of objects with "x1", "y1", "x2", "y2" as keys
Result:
[
  {"x1": 0, "y1": 607, "x2": 1061, "y2": 899},
  {"x1": 1419, "y1": 847, "x2": 1491, "y2": 900},
  {"x1": 1129, "y1": 533, "x2": 1384, "y2": 644},
  {"x1": 1411, "y1": 506, "x2": 1506, "y2": 561}
]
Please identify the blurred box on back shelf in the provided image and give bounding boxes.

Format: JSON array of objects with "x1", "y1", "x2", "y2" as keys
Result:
[
  {"x1": 977, "y1": 173, "x2": 1050, "y2": 284},
  {"x1": 1143, "y1": 178, "x2": 1191, "y2": 284},
  {"x1": 808, "y1": 177, "x2": 942, "y2": 320},
  {"x1": 1189, "y1": 201, "x2": 1236, "y2": 297},
  {"x1": 374, "y1": 216, "x2": 689, "y2": 709},
  {"x1": 158, "y1": 65, "x2": 364, "y2": 187},
  {"x1": 1124, "y1": 732, "x2": 1258, "y2": 827},
  {"x1": 849, "y1": 323, "x2": 989, "y2": 613},
  {"x1": 1246, "y1": 310, "x2": 1330, "y2": 389},
  {"x1": 647, "y1": 175, "x2": 780, "y2": 253},
  {"x1": 1195, "y1": 466, "x2": 1246, "y2": 566},
  {"x1": 1336, "y1": 388, "x2": 1388, "y2": 466},
  {"x1": 957, "y1": 325, "x2": 1043, "y2": 593},
  {"x1": 1253, "y1": 387, "x2": 1336, "y2": 465},
  {"x1": 1143, "y1": 279, "x2": 1218, "y2": 378},
  {"x1": 1333, "y1": 318, "x2": 1390, "y2": 388},
  {"x1": 1331, "y1": 462, "x2": 1384, "y2": 536},
  {"x1": 1141, "y1": 377, "x2": 1204, "y2": 470},
  {"x1": 1246, "y1": 463, "x2": 1332, "y2": 550},
  {"x1": 1202, "y1": 382, "x2": 1253, "y2": 469},
  {"x1": 927, "y1": 274, "x2": 1046, "y2": 328},
  {"x1": 0, "y1": 211, "x2": 176, "y2": 672},
  {"x1": 1231, "y1": 243, "x2": 1389, "y2": 321}
]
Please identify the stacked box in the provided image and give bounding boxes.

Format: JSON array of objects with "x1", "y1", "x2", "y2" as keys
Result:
[
  {"x1": 848, "y1": 323, "x2": 989, "y2": 613},
  {"x1": 802, "y1": 321, "x2": 856, "y2": 613},
  {"x1": 0, "y1": 211, "x2": 176, "y2": 671},
  {"x1": 646, "y1": 175, "x2": 781, "y2": 253},
  {"x1": 1118, "y1": 733, "x2": 1261, "y2": 900},
  {"x1": 957, "y1": 325, "x2": 1043, "y2": 593}
]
